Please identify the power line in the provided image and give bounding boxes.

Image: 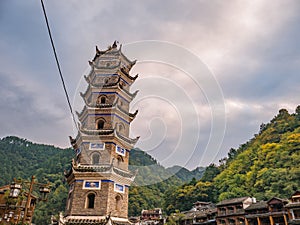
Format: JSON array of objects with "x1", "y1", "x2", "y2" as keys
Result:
[{"x1": 40, "y1": 0, "x2": 79, "y2": 132}]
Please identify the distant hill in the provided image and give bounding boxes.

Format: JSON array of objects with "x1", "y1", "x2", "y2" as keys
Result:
[{"x1": 166, "y1": 165, "x2": 205, "y2": 182}]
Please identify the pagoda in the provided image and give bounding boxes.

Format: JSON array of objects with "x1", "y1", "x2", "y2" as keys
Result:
[{"x1": 61, "y1": 41, "x2": 139, "y2": 225}]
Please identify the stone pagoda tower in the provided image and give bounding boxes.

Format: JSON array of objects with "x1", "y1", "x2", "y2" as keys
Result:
[{"x1": 62, "y1": 41, "x2": 139, "y2": 225}]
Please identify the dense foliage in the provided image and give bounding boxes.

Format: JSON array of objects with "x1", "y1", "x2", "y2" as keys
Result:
[
  {"x1": 163, "y1": 106, "x2": 300, "y2": 214},
  {"x1": 0, "y1": 136, "x2": 73, "y2": 225},
  {"x1": 214, "y1": 107, "x2": 300, "y2": 201}
]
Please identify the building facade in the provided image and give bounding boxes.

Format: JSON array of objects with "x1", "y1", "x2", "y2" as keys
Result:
[
  {"x1": 245, "y1": 198, "x2": 289, "y2": 225},
  {"x1": 179, "y1": 202, "x2": 217, "y2": 225},
  {"x1": 141, "y1": 208, "x2": 164, "y2": 225},
  {"x1": 216, "y1": 197, "x2": 255, "y2": 225},
  {"x1": 62, "y1": 42, "x2": 139, "y2": 225},
  {"x1": 286, "y1": 191, "x2": 300, "y2": 224}
]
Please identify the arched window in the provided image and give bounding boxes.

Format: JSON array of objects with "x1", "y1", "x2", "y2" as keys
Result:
[
  {"x1": 117, "y1": 123, "x2": 125, "y2": 133},
  {"x1": 117, "y1": 155, "x2": 124, "y2": 166},
  {"x1": 97, "y1": 120, "x2": 105, "y2": 129},
  {"x1": 118, "y1": 124, "x2": 123, "y2": 132},
  {"x1": 86, "y1": 193, "x2": 95, "y2": 209},
  {"x1": 92, "y1": 153, "x2": 100, "y2": 165},
  {"x1": 115, "y1": 195, "x2": 122, "y2": 211},
  {"x1": 101, "y1": 96, "x2": 106, "y2": 104}
]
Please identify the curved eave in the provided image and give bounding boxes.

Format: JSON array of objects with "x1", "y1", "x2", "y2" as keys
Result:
[
  {"x1": 119, "y1": 67, "x2": 138, "y2": 81},
  {"x1": 119, "y1": 48, "x2": 137, "y2": 66},
  {"x1": 80, "y1": 88, "x2": 90, "y2": 101},
  {"x1": 80, "y1": 128, "x2": 115, "y2": 136},
  {"x1": 76, "y1": 105, "x2": 87, "y2": 120},
  {"x1": 119, "y1": 84, "x2": 139, "y2": 99},
  {"x1": 74, "y1": 164, "x2": 112, "y2": 173},
  {"x1": 73, "y1": 164, "x2": 135, "y2": 180},
  {"x1": 115, "y1": 131, "x2": 139, "y2": 146},
  {"x1": 113, "y1": 167, "x2": 136, "y2": 180},
  {"x1": 64, "y1": 167, "x2": 74, "y2": 179},
  {"x1": 92, "y1": 42, "x2": 136, "y2": 66},
  {"x1": 116, "y1": 105, "x2": 138, "y2": 121}
]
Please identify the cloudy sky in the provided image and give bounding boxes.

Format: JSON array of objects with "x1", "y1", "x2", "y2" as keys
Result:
[{"x1": 1, "y1": 0, "x2": 299, "y2": 170}]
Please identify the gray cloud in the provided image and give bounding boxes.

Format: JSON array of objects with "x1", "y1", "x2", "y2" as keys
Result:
[{"x1": 0, "y1": 0, "x2": 299, "y2": 169}]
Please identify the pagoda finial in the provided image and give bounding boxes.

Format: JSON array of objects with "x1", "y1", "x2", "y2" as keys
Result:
[
  {"x1": 112, "y1": 40, "x2": 118, "y2": 48},
  {"x1": 69, "y1": 136, "x2": 78, "y2": 149},
  {"x1": 96, "y1": 45, "x2": 100, "y2": 54}
]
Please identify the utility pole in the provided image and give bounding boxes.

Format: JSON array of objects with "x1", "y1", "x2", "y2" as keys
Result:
[{"x1": 22, "y1": 175, "x2": 35, "y2": 225}]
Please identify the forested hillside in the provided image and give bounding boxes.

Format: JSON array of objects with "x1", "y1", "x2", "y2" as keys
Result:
[
  {"x1": 0, "y1": 138, "x2": 197, "y2": 224},
  {"x1": 163, "y1": 106, "x2": 300, "y2": 214},
  {"x1": 214, "y1": 107, "x2": 300, "y2": 201}
]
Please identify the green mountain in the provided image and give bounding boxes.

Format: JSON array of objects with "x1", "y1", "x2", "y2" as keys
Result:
[
  {"x1": 163, "y1": 106, "x2": 300, "y2": 214},
  {"x1": 214, "y1": 107, "x2": 300, "y2": 201},
  {"x1": 166, "y1": 165, "x2": 205, "y2": 182}
]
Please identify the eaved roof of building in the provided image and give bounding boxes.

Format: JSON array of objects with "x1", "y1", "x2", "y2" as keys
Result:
[
  {"x1": 245, "y1": 201, "x2": 268, "y2": 211},
  {"x1": 216, "y1": 197, "x2": 250, "y2": 206}
]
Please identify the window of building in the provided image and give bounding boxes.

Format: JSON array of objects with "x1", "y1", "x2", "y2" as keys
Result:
[
  {"x1": 86, "y1": 193, "x2": 95, "y2": 209},
  {"x1": 118, "y1": 124, "x2": 123, "y2": 132},
  {"x1": 101, "y1": 96, "x2": 106, "y2": 104},
  {"x1": 115, "y1": 195, "x2": 122, "y2": 211},
  {"x1": 117, "y1": 155, "x2": 124, "y2": 166},
  {"x1": 97, "y1": 120, "x2": 105, "y2": 129},
  {"x1": 92, "y1": 153, "x2": 100, "y2": 164}
]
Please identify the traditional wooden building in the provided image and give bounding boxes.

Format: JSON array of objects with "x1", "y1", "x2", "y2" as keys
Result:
[
  {"x1": 141, "y1": 208, "x2": 163, "y2": 221},
  {"x1": 61, "y1": 41, "x2": 139, "y2": 225},
  {"x1": 193, "y1": 208, "x2": 217, "y2": 225},
  {"x1": 285, "y1": 191, "x2": 300, "y2": 224},
  {"x1": 216, "y1": 197, "x2": 254, "y2": 225},
  {"x1": 0, "y1": 184, "x2": 38, "y2": 224},
  {"x1": 245, "y1": 197, "x2": 289, "y2": 225},
  {"x1": 141, "y1": 208, "x2": 164, "y2": 225},
  {"x1": 179, "y1": 202, "x2": 217, "y2": 225}
]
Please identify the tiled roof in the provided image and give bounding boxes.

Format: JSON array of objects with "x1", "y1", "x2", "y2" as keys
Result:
[
  {"x1": 245, "y1": 201, "x2": 268, "y2": 211},
  {"x1": 216, "y1": 197, "x2": 249, "y2": 206},
  {"x1": 285, "y1": 202, "x2": 300, "y2": 208}
]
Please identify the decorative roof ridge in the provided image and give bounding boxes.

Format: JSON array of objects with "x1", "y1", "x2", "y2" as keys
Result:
[
  {"x1": 267, "y1": 197, "x2": 289, "y2": 204},
  {"x1": 64, "y1": 165, "x2": 74, "y2": 179},
  {"x1": 92, "y1": 44, "x2": 117, "y2": 62},
  {"x1": 112, "y1": 166, "x2": 136, "y2": 179},
  {"x1": 115, "y1": 104, "x2": 138, "y2": 119},
  {"x1": 76, "y1": 105, "x2": 87, "y2": 119},
  {"x1": 115, "y1": 131, "x2": 140, "y2": 145},
  {"x1": 73, "y1": 164, "x2": 113, "y2": 173},
  {"x1": 80, "y1": 88, "x2": 89, "y2": 100},
  {"x1": 119, "y1": 67, "x2": 138, "y2": 80},
  {"x1": 119, "y1": 84, "x2": 139, "y2": 98},
  {"x1": 80, "y1": 128, "x2": 115, "y2": 136},
  {"x1": 91, "y1": 41, "x2": 131, "y2": 62},
  {"x1": 216, "y1": 196, "x2": 251, "y2": 206}
]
